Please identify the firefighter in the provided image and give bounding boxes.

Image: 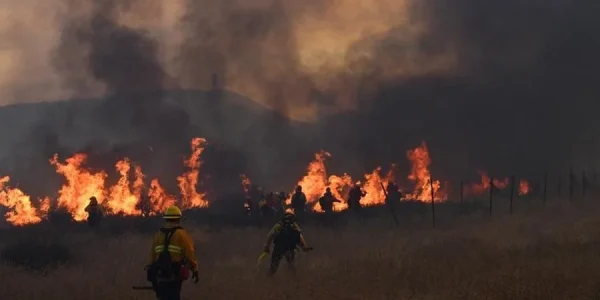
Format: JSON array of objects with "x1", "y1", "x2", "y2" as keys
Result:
[
  {"x1": 84, "y1": 196, "x2": 103, "y2": 227},
  {"x1": 348, "y1": 183, "x2": 367, "y2": 212},
  {"x1": 318, "y1": 187, "x2": 341, "y2": 214},
  {"x1": 146, "y1": 206, "x2": 199, "y2": 300},
  {"x1": 263, "y1": 210, "x2": 312, "y2": 276},
  {"x1": 291, "y1": 186, "x2": 307, "y2": 215},
  {"x1": 385, "y1": 181, "x2": 402, "y2": 205}
]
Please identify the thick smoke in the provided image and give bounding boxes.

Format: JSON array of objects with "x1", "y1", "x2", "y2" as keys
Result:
[
  {"x1": 0, "y1": 0, "x2": 599, "y2": 198},
  {"x1": 175, "y1": 0, "x2": 600, "y2": 184},
  {"x1": 53, "y1": 0, "x2": 190, "y2": 144},
  {"x1": 43, "y1": 0, "x2": 195, "y2": 193},
  {"x1": 336, "y1": 0, "x2": 600, "y2": 181}
]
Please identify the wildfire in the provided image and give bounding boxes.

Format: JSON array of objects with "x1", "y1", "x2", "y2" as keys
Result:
[
  {"x1": 0, "y1": 176, "x2": 47, "y2": 226},
  {"x1": 240, "y1": 174, "x2": 251, "y2": 195},
  {"x1": 106, "y1": 158, "x2": 143, "y2": 216},
  {"x1": 360, "y1": 167, "x2": 393, "y2": 206},
  {"x1": 404, "y1": 142, "x2": 447, "y2": 201},
  {"x1": 0, "y1": 138, "x2": 454, "y2": 225},
  {"x1": 50, "y1": 153, "x2": 107, "y2": 221},
  {"x1": 327, "y1": 173, "x2": 353, "y2": 211},
  {"x1": 177, "y1": 137, "x2": 209, "y2": 209},
  {"x1": 287, "y1": 142, "x2": 445, "y2": 212},
  {"x1": 148, "y1": 178, "x2": 176, "y2": 213},
  {"x1": 464, "y1": 171, "x2": 509, "y2": 196},
  {"x1": 519, "y1": 179, "x2": 531, "y2": 196},
  {"x1": 287, "y1": 151, "x2": 330, "y2": 212}
]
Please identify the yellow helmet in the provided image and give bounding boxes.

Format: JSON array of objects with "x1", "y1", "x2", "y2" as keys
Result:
[{"x1": 163, "y1": 205, "x2": 183, "y2": 219}]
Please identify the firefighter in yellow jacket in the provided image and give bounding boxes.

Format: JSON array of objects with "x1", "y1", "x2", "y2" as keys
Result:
[
  {"x1": 146, "y1": 206, "x2": 199, "y2": 300},
  {"x1": 263, "y1": 210, "x2": 312, "y2": 276}
]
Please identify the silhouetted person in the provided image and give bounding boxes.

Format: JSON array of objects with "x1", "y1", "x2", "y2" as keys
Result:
[
  {"x1": 348, "y1": 183, "x2": 367, "y2": 212},
  {"x1": 319, "y1": 187, "x2": 341, "y2": 214},
  {"x1": 291, "y1": 186, "x2": 307, "y2": 215},
  {"x1": 385, "y1": 182, "x2": 402, "y2": 206},
  {"x1": 84, "y1": 196, "x2": 104, "y2": 227}
]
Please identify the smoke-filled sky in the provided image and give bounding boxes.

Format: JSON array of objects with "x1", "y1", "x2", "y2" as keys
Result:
[
  {"x1": 1, "y1": 0, "x2": 459, "y2": 121},
  {"x1": 1, "y1": 0, "x2": 600, "y2": 188}
]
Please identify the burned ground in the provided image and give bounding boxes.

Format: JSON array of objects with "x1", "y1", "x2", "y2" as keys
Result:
[{"x1": 2, "y1": 198, "x2": 600, "y2": 300}]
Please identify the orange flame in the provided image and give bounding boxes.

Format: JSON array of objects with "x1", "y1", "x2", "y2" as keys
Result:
[
  {"x1": 518, "y1": 179, "x2": 531, "y2": 196},
  {"x1": 327, "y1": 173, "x2": 353, "y2": 211},
  {"x1": 148, "y1": 178, "x2": 176, "y2": 214},
  {"x1": 0, "y1": 176, "x2": 46, "y2": 226},
  {"x1": 177, "y1": 137, "x2": 209, "y2": 209},
  {"x1": 287, "y1": 151, "x2": 331, "y2": 212},
  {"x1": 106, "y1": 158, "x2": 142, "y2": 216},
  {"x1": 50, "y1": 153, "x2": 107, "y2": 221},
  {"x1": 288, "y1": 150, "x2": 398, "y2": 212},
  {"x1": 240, "y1": 174, "x2": 251, "y2": 195},
  {"x1": 465, "y1": 171, "x2": 509, "y2": 196},
  {"x1": 404, "y1": 142, "x2": 446, "y2": 202},
  {"x1": 360, "y1": 167, "x2": 393, "y2": 206},
  {"x1": 39, "y1": 197, "x2": 51, "y2": 217}
]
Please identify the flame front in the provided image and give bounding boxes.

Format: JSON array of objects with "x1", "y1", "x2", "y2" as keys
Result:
[
  {"x1": 288, "y1": 142, "x2": 447, "y2": 212},
  {"x1": 177, "y1": 137, "x2": 209, "y2": 209},
  {"x1": 106, "y1": 158, "x2": 142, "y2": 216},
  {"x1": 0, "y1": 138, "x2": 465, "y2": 225},
  {"x1": 288, "y1": 151, "x2": 331, "y2": 212},
  {"x1": 50, "y1": 153, "x2": 107, "y2": 221},
  {"x1": 404, "y1": 142, "x2": 446, "y2": 201},
  {"x1": 465, "y1": 171, "x2": 509, "y2": 197},
  {"x1": 240, "y1": 174, "x2": 251, "y2": 195},
  {"x1": 148, "y1": 178, "x2": 176, "y2": 213},
  {"x1": 0, "y1": 176, "x2": 46, "y2": 226},
  {"x1": 518, "y1": 179, "x2": 531, "y2": 196},
  {"x1": 327, "y1": 173, "x2": 353, "y2": 211},
  {"x1": 360, "y1": 167, "x2": 392, "y2": 206}
]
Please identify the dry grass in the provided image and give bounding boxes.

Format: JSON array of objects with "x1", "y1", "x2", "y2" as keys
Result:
[{"x1": 2, "y1": 199, "x2": 600, "y2": 300}]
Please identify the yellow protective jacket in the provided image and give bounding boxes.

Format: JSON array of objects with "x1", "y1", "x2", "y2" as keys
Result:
[{"x1": 149, "y1": 224, "x2": 198, "y2": 272}]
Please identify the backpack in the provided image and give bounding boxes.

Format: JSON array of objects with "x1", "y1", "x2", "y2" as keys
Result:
[
  {"x1": 148, "y1": 226, "x2": 182, "y2": 282},
  {"x1": 273, "y1": 223, "x2": 301, "y2": 251}
]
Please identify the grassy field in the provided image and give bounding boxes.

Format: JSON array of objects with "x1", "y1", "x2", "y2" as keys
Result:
[{"x1": 2, "y1": 199, "x2": 600, "y2": 300}]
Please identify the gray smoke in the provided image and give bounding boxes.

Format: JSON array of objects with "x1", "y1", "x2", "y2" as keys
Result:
[{"x1": 52, "y1": 0, "x2": 191, "y2": 146}]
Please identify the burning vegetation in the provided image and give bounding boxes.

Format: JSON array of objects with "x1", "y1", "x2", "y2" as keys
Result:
[
  {"x1": 0, "y1": 138, "x2": 534, "y2": 226},
  {"x1": 0, "y1": 137, "x2": 208, "y2": 225},
  {"x1": 285, "y1": 142, "x2": 447, "y2": 213}
]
